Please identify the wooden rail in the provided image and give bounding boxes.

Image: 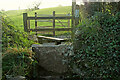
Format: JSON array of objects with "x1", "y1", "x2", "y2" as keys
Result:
[
  {"x1": 27, "y1": 16, "x2": 72, "y2": 20},
  {"x1": 29, "y1": 28, "x2": 72, "y2": 31},
  {"x1": 37, "y1": 36, "x2": 68, "y2": 45}
]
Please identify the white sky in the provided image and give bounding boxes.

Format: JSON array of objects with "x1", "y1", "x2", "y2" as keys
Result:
[
  {"x1": 1, "y1": 0, "x2": 118, "y2": 11},
  {"x1": 0, "y1": 0, "x2": 82, "y2": 11}
]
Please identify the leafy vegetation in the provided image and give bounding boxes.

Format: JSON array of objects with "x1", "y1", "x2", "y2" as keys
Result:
[
  {"x1": 68, "y1": 2, "x2": 120, "y2": 79},
  {"x1": 1, "y1": 12, "x2": 37, "y2": 79},
  {"x1": 2, "y1": 15, "x2": 34, "y2": 50},
  {"x1": 2, "y1": 47, "x2": 37, "y2": 79}
]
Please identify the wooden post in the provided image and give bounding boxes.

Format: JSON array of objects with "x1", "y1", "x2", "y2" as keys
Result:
[
  {"x1": 23, "y1": 13, "x2": 28, "y2": 32},
  {"x1": 68, "y1": 13, "x2": 70, "y2": 28},
  {"x1": 27, "y1": 20, "x2": 30, "y2": 33},
  {"x1": 68, "y1": 19, "x2": 70, "y2": 27},
  {"x1": 53, "y1": 11, "x2": 55, "y2": 36},
  {"x1": 35, "y1": 12, "x2": 37, "y2": 35},
  {"x1": 71, "y1": 0, "x2": 76, "y2": 40},
  {"x1": 75, "y1": 5, "x2": 80, "y2": 26}
]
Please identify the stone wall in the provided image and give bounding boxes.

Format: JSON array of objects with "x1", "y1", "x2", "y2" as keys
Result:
[{"x1": 32, "y1": 44, "x2": 69, "y2": 74}]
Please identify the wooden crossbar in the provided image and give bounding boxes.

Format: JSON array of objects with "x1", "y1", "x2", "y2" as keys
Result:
[
  {"x1": 29, "y1": 28, "x2": 72, "y2": 31},
  {"x1": 37, "y1": 36, "x2": 67, "y2": 45},
  {"x1": 27, "y1": 16, "x2": 72, "y2": 20},
  {"x1": 37, "y1": 20, "x2": 52, "y2": 22},
  {"x1": 38, "y1": 26, "x2": 53, "y2": 27}
]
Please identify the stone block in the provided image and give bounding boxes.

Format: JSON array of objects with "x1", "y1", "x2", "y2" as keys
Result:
[{"x1": 32, "y1": 44, "x2": 68, "y2": 74}]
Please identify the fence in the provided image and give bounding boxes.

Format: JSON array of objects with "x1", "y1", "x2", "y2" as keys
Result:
[{"x1": 23, "y1": 11, "x2": 72, "y2": 36}]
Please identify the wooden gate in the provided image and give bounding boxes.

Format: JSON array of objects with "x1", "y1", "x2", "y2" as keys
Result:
[
  {"x1": 23, "y1": 1, "x2": 80, "y2": 37},
  {"x1": 23, "y1": 11, "x2": 72, "y2": 36}
]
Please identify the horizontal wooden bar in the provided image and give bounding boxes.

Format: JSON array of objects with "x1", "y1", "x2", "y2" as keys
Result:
[
  {"x1": 55, "y1": 25, "x2": 67, "y2": 27},
  {"x1": 29, "y1": 28, "x2": 72, "y2": 31},
  {"x1": 43, "y1": 21, "x2": 69, "y2": 23},
  {"x1": 37, "y1": 36, "x2": 65, "y2": 40},
  {"x1": 37, "y1": 14, "x2": 71, "y2": 17},
  {"x1": 27, "y1": 16, "x2": 72, "y2": 20},
  {"x1": 37, "y1": 20, "x2": 53, "y2": 22},
  {"x1": 55, "y1": 22, "x2": 68, "y2": 23},
  {"x1": 37, "y1": 31, "x2": 53, "y2": 33},
  {"x1": 38, "y1": 26, "x2": 53, "y2": 27}
]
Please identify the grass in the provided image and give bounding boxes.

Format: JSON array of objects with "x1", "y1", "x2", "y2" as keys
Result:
[{"x1": 3, "y1": 6, "x2": 72, "y2": 36}]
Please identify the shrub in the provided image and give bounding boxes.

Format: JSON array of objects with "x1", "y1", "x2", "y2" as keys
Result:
[
  {"x1": 1, "y1": 14, "x2": 37, "y2": 79},
  {"x1": 69, "y1": 12, "x2": 120, "y2": 78},
  {"x1": 2, "y1": 15, "x2": 34, "y2": 51},
  {"x1": 2, "y1": 48, "x2": 36, "y2": 79}
]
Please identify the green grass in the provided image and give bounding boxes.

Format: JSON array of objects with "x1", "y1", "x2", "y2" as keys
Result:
[{"x1": 4, "y1": 6, "x2": 72, "y2": 36}]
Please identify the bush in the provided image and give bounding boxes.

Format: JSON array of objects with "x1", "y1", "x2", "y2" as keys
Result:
[
  {"x1": 1, "y1": 13, "x2": 37, "y2": 79},
  {"x1": 69, "y1": 12, "x2": 120, "y2": 78},
  {"x1": 2, "y1": 16, "x2": 34, "y2": 51},
  {"x1": 2, "y1": 48, "x2": 36, "y2": 79}
]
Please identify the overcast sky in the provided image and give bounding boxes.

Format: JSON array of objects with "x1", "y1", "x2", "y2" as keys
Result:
[
  {"x1": 0, "y1": 0, "x2": 83, "y2": 11},
  {"x1": 0, "y1": 0, "x2": 119, "y2": 11}
]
